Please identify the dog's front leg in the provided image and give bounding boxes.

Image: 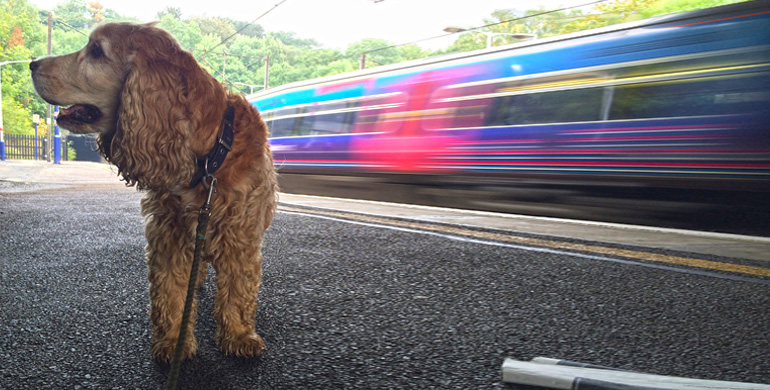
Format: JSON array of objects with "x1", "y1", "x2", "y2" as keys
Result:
[
  {"x1": 142, "y1": 193, "x2": 200, "y2": 362},
  {"x1": 212, "y1": 236, "x2": 265, "y2": 357}
]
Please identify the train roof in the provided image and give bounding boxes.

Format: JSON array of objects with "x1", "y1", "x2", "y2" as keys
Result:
[{"x1": 247, "y1": 0, "x2": 770, "y2": 102}]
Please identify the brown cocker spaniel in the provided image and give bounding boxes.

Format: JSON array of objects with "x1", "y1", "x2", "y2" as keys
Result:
[{"x1": 30, "y1": 22, "x2": 278, "y2": 362}]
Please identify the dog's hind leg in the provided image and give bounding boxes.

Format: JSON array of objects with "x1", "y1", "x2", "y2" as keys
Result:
[{"x1": 142, "y1": 192, "x2": 200, "y2": 363}]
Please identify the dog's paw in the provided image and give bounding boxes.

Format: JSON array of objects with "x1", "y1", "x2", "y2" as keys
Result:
[
  {"x1": 152, "y1": 336, "x2": 198, "y2": 363},
  {"x1": 218, "y1": 332, "x2": 265, "y2": 357}
]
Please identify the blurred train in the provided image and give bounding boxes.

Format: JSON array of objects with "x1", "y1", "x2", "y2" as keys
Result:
[{"x1": 250, "y1": 0, "x2": 770, "y2": 235}]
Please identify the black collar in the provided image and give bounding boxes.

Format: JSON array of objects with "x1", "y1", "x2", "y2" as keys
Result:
[{"x1": 189, "y1": 104, "x2": 235, "y2": 188}]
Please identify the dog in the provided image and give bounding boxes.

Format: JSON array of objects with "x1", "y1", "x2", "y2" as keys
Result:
[{"x1": 30, "y1": 22, "x2": 278, "y2": 362}]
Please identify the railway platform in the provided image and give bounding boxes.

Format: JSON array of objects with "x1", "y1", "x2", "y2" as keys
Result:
[{"x1": 2, "y1": 160, "x2": 768, "y2": 264}]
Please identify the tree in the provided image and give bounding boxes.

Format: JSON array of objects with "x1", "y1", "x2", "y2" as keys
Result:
[
  {"x1": 558, "y1": 0, "x2": 742, "y2": 33},
  {"x1": 490, "y1": 8, "x2": 581, "y2": 38},
  {"x1": 224, "y1": 35, "x2": 266, "y2": 88},
  {"x1": 398, "y1": 44, "x2": 428, "y2": 62},
  {"x1": 88, "y1": 1, "x2": 104, "y2": 24},
  {"x1": 271, "y1": 31, "x2": 319, "y2": 49},
  {"x1": 158, "y1": 13, "x2": 203, "y2": 50},
  {"x1": 52, "y1": 0, "x2": 91, "y2": 29},
  {"x1": 346, "y1": 39, "x2": 399, "y2": 68},
  {"x1": 318, "y1": 59, "x2": 357, "y2": 77},
  {"x1": 445, "y1": 0, "x2": 746, "y2": 53},
  {"x1": 230, "y1": 19, "x2": 264, "y2": 39},
  {"x1": 50, "y1": 28, "x2": 88, "y2": 55},
  {"x1": 293, "y1": 48, "x2": 350, "y2": 79},
  {"x1": 194, "y1": 17, "x2": 236, "y2": 45},
  {"x1": 638, "y1": 0, "x2": 740, "y2": 18},
  {"x1": 157, "y1": 7, "x2": 182, "y2": 21},
  {"x1": 1, "y1": 0, "x2": 46, "y2": 134},
  {"x1": 444, "y1": 33, "x2": 486, "y2": 53}
]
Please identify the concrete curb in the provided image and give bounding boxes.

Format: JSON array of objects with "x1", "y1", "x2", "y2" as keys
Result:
[{"x1": 502, "y1": 358, "x2": 770, "y2": 389}]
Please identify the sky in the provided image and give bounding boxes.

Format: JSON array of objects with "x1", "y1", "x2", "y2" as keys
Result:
[{"x1": 28, "y1": 0, "x2": 595, "y2": 50}]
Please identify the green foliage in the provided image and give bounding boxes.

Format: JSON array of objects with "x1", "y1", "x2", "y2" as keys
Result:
[
  {"x1": 445, "y1": 0, "x2": 746, "y2": 50},
  {"x1": 639, "y1": 0, "x2": 744, "y2": 18},
  {"x1": 231, "y1": 20, "x2": 264, "y2": 39},
  {"x1": 66, "y1": 140, "x2": 76, "y2": 160},
  {"x1": 52, "y1": 0, "x2": 92, "y2": 29},
  {"x1": 444, "y1": 33, "x2": 486, "y2": 53},
  {"x1": 1, "y1": 92, "x2": 32, "y2": 134},
  {"x1": 157, "y1": 7, "x2": 182, "y2": 21},
  {"x1": 1, "y1": 0, "x2": 45, "y2": 134},
  {"x1": 158, "y1": 13, "x2": 203, "y2": 49},
  {"x1": 50, "y1": 28, "x2": 88, "y2": 55},
  {"x1": 271, "y1": 31, "x2": 319, "y2": 49},
  {"x1": 194, "y1": 17, "x2": 237, "y2": 44}
]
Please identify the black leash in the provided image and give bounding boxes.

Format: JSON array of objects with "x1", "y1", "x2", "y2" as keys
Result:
[
  {"x1": 166, "y1": 175, "x2": 217, "y2": 390},
  {"x1": 166, "y1": 104, "x2": 234, "y2": 389}
]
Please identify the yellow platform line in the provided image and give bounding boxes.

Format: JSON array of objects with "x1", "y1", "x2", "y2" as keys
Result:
[{"x1": 279, "y1": 205, "x2": 770, "y2": 278}]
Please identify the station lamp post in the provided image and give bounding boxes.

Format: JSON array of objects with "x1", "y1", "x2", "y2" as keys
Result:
[
  {"x1": 53, "y1": 105, "x2": 61, "y2": 164},
  {"x1": 0, "y1": 59, "x2": 34, "y2": 161},
  {"x1": 32, "y1": 114, "x2": 40, "y2": 160},
  {"x1": 443, "y1": 26, "x2": 537, "y2": 48}
]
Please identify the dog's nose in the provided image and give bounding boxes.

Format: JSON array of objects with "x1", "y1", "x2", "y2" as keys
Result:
[{"x1": 29, "y1": 60, "x2": 39, "y2": 72}]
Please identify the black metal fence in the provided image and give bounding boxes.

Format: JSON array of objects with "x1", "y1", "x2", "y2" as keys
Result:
[{"x1": 3, "y1": 134, "x2": 69, "y2": 161}]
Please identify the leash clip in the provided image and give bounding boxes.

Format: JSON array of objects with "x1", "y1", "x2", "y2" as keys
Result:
[{"x1": 201, "y1": 175, "x2": 218, "y2": 213}]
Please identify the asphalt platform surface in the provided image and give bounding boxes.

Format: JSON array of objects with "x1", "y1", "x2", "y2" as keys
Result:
[{"x1": 1, "y1": 161, "x2": 769, "y2": 389}]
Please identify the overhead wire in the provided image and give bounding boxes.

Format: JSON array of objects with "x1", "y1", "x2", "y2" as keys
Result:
[
  {"x1": 205, "y1": 0, "x2": 289, "y2": 53},
  {"x1": 51, "y1": 18, "x2": 89, "y2": 37},
  {"x1": 195, "y1": 0, "x2": 289, "y2": 88},
  {"x1": 356, "y1": 0, "x2": 614, "y2": 56}
]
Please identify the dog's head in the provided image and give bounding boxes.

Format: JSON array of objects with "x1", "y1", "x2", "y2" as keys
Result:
[
  {"x1": 31, "y1": 22, "x2": 146, "y2": 135},
  {"x1": 31, "y1": 22, "x2": 226, "y2": 189}
]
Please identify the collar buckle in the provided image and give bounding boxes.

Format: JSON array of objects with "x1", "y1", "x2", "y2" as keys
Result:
[{"x1": 189, "y1": 105, "x2": 235, "y2": 188}]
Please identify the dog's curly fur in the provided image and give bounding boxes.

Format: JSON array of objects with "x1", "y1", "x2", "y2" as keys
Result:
[{"x1": 31, "y1": 22, "x2": 277, "y2": 362}]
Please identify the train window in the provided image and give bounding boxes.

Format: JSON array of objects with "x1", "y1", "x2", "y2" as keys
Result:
[
  {"x1": 311, "y1": 102, "x2": 358, "y2": 135},
  {"x1": 439, "y1": 74, "x2": 607, "y2": 128},
  {"x1": 609, "y1": 72, "x2": 770, "y2": 120},
  {"x1": 606, "y1": 47, "x2": 770, "y2": 119},
  {"x1": 451, "y1": 104, "x2": 489, "y2": 128},
  {"x1": 270, "y1": 107, "x2": 299, "y2": 137},
  {"x1": 261, "y1": 110, "x2": 274, "y2": 132},
  {"x1": 295, "y1": 108, "x2": 315, "y2": 137},
  {"x1": 487, "y1": 87, "x2": 604, "y2": 126},
  {"x1": 267, "y1": 100, "x2": 364, "y2": 137},
  {"x1": 424, "y1": 85, "x2": 492, "y2": 130},
  {"x1": 355, "y1": 92, "x2": 406, "y2": 133}
]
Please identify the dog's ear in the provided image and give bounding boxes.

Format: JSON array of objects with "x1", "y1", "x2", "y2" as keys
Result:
[{"x1": 108, "y1": 24, "x2": 225, "y2": 190}]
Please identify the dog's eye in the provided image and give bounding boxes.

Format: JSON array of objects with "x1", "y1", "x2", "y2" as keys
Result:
[{"x1": 88, "y1": 43, "x2": 105, "y2": 59}]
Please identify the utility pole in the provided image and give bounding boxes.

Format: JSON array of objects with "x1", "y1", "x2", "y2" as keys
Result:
[
  {"x1": 222, "y1": 50, "x2": 227, "y2": 82},
  {"x1": 263, "y1": 55, "x2": 269, "y2": 90}
]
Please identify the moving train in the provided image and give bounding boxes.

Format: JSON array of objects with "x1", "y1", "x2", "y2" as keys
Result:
[{"x1": 250, "y1": 0, "x2": 770, "y2": 234}]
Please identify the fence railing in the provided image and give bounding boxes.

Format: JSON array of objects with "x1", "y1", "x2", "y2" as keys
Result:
[{"x1": 3, "y1": 134, "x2": 69, "y2": 161}]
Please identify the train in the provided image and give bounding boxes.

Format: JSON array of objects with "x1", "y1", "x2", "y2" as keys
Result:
[{"x1": 249, "y1": 0, "x2": 770, "y2": 235}]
